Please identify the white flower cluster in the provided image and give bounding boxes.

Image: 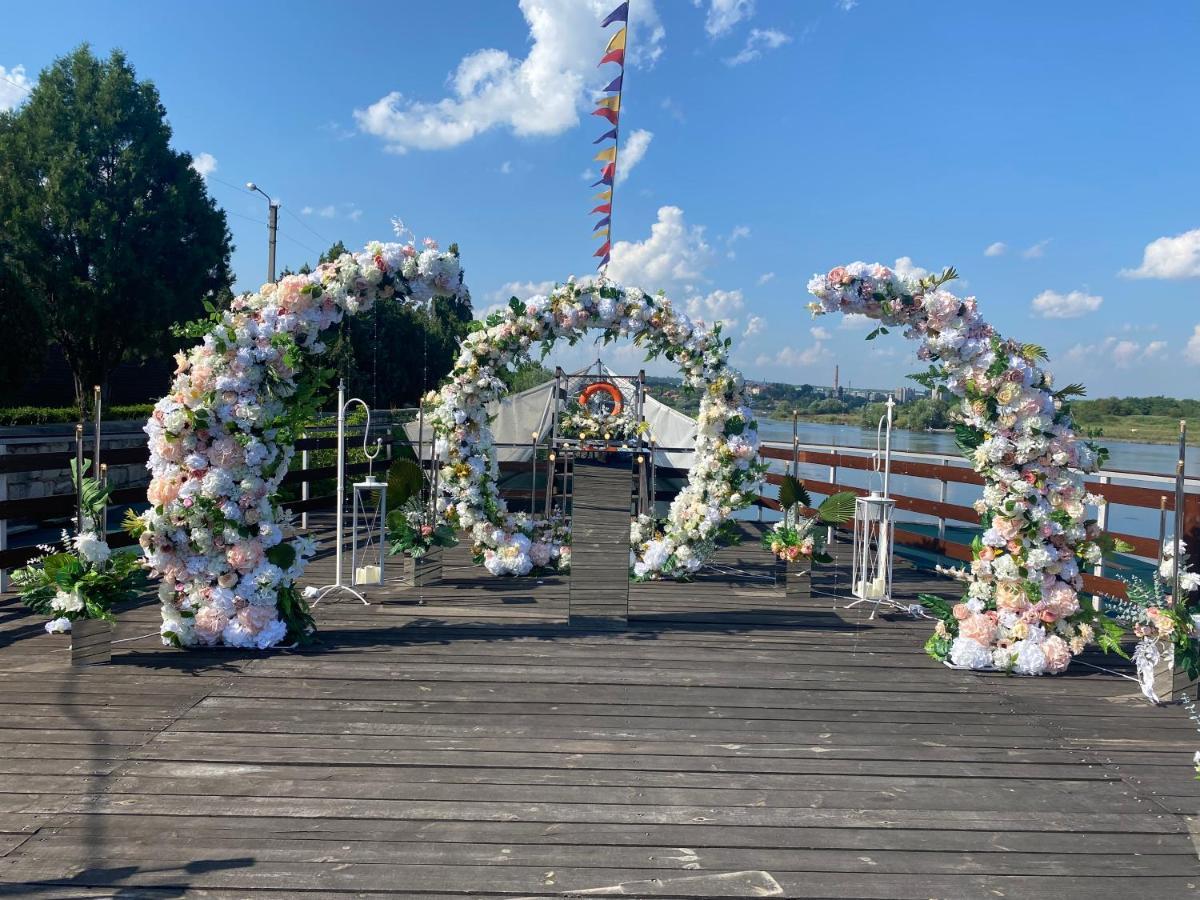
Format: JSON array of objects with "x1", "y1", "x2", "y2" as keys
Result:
[
  {"x1": 427, "y1": 280, "x2": 762, "y2": 579},
  {"x1": 810, "y1": 262, "x2": 1107, "y2": 675},
  {"x1": 141, "y1": 238, "x2": 466, "y2": 648}
]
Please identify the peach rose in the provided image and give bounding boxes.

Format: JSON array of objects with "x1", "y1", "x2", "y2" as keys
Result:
[
  {"x1": 147, "y1": 476, "x2": 182, "y2": 506},
  {"x1": 959, "y1": 613, "x2": 997, "y2": 645},
  {"x1": 1042, "y1": 635, "x2": 1071, "y2": 673}
]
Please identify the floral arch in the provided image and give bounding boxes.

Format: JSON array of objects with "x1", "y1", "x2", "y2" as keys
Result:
[
  {"x1": 137, "y1": 238, "x2": 468, "y2": 649},
  {"x1": 425, "y1": 280, "x2": 763, "y2": 579},
  {"x1": 808, "y1": 262, "x2": 1112, "y2": 675}
]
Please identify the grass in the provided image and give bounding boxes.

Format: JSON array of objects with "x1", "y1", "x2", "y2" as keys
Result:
[{"x1": 1071, "y1": 414, "x2": 1197, "y2": 446}]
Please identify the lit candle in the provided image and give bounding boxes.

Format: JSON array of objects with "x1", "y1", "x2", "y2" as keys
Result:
[{"x1": 355, "y1": 565, "x2": 381, "y2": 585}]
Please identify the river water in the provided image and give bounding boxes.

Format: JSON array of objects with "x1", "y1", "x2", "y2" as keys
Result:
[{"x1": 754, "y1": 418, "x2": 1196, "y2": 549}]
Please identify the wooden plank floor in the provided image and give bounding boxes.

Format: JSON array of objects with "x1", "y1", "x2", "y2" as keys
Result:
[{"x1": 1, "y1": 517, "x2": 1198, "y2": 898}]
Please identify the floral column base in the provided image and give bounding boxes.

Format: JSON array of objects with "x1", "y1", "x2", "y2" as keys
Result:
[
  {"x1": 779, "y1": 562, "x2": 814, "y2": 600},
  {"x1": 404, "y1": 548, "x2": 444, "y2": 588},
  {"x1": 71, "y1": 619, "x2": 112, "y2": 667}
]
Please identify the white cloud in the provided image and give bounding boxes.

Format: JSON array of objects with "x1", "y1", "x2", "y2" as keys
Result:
[
  {"x1": 660, "y1": 96, "x2": 685, "y2": 123},
  {"x1": 347, "y1": 208, "x2": 363, "y2": 222},
  {"x1": 893, "y1": 256, "x2": 929, "y2": 282},
  {"x1": 756, "y1": 343, "x2": 830, "y2": 368},
  {"x1": 1066, "y1": 336, "x2": 1165, "y2": 369},
  {"x1": 725, "y1": 28, "x2": 791, "y2": 66},
  {"x1": 1031, "y1": 289, "x2": 1103, "y2": 319},
  {"x1": 840, "y1": 313, "x2": 874, "y2": 330},
  {"x1": 317, "y1": 205, "x2": 337, "y2": 218},
  {"x1": 984, "y1": 241, "x2": 1007, "y2": 257},
  {"x1": 705, "y1": 0, "x2": 755, "y2": 36},
  {"x1": 743, "y1": 315, "x2": 765, "y2": 337},
  {"x1": 0, "y1": 64, "x2": 32, "y2": 111},
  {"x1": 1121, "y1": 228, "x2": 1200, "y2": 279},
  {"x1": 607, "y1": 205, "x2": 711, "y2": 291},
  {"x1": 836, "y1": 0, "x2": 858, "y2": 10},
  {"x1": 727, "y1": 225, "x2": 751, "y2": 243},
  {"x1": 499, "y1": 160, "x2": 514, "y2": 175},
  {"x1": 615, "y1": 129, "x2": 653, "y2": 185},
  {"x1": 354, "y1": 0, "x2": 664, "y2": 153},
  {"x1": 189, "y1": 152, "x2": 217, "y2": 179},
  {"x1": 488, "y1": 279, "x2": 559, "y2": 304},
  {"x1": 1023, "y1": 239, "x2": 1051, "y2": 259},
  {"x1": 810, "y1": 326, "x2": 831, "y2": 341},
  {"x1": 1186, "y1": 325, "x2": 1200, "y2": 365},
  {"x1": 757, "y1": 271, "x2": 775, "y2": 285},
  {"x1": 686, "y1": 288, "x2": 744, "y2": 328},
  {"x1": 301, "y1": 206, "x2": 314, "y2": 215}
]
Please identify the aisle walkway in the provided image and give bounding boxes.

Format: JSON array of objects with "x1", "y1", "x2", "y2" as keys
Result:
[{"x1": 0, "y1": 525, "x2": 1197, "y2": 898}]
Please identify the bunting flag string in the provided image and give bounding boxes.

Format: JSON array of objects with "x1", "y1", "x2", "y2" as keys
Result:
[{"x1": 589, "y1": 0, "x2": 629, "y2": 271}]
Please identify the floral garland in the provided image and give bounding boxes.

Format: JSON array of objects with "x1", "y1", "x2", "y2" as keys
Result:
[
  {"x1": 425, "y1": 284, "x2": 764, "y2": 579},
  {"x1": 557, "y1": 400, "x2": 643, "y2": 442},
  {"x1": 808, "y1": 262, "x2": 1113, "y2": 675},
  {"x1": 137, "y1": 237, "x2": 467, "y2": 649}
]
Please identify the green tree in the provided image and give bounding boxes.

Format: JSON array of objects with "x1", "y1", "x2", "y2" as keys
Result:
[
  {"x1": 0, "y1": 45, "x2": 232, "y2": 412},
  {"x1": 313, "y1": 240, "x2": 474, "y2": 410},
  {"x1": 0, "y1": 240, "x2": 48, "y2": 393}
]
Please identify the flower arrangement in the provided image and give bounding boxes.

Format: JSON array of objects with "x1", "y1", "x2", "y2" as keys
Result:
[
  {"x1": 762, "y1": 476, "x2": 856, "y2": 564},
  {"x1": 13, "y1": 461, "x2": 147, "y2": 632},
  {"x1": 808, "y1": 262, "x2": 1116, "y2": 675},
  {"x1": 558, "y1": 400, "x2": 643, "y2": 442},
  {"x1": 425, "y1": 284, "x2": 766, "y2": 580},
  {"x1": 387, "y1": 497, "x2": 459, "y2": 560},
  {"x1": 1106, "y1": 540, "x2": 1200, "y2": 699},
  {"x1": 138, "y1": 235, "x2": 467, "y2": 649}
]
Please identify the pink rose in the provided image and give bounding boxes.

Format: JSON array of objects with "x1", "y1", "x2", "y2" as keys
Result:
[
  {"x1": 952, "y1": 603, "x2": 971, "y2": 621},
  {"x1": 193, "y1": 607, "x2": 228, "y2": 644},
  {"x1": 226, "y1": 541, "x2": 264, "y2": 572},
  {"x1": 959, "y1": 613, "x2": 997, "y2": 645},
  {"x1": 1042, "y1": 635, "x2": 1071, "y2": 673},
  {"x1": 827, "y1": 266, "x2": 849, "y2": 286}
]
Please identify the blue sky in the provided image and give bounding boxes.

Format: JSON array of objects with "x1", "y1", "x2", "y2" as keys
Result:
[{"x1": 3, "y1": 0, "x2": 1199, "y2": 396}]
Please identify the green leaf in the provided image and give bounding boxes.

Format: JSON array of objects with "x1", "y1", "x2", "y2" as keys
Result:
[
  {"x1": 387, "y1": 459, "x2": 425, "y2": 508},
  {"x1": 777, "y1": 475, "x2": 811, "y2": 511},
  {"x1": 953, "y1": 423, "x2": 984, "y2": 457},
  {"x1": 265, "y1": 543, "x2": 297, "y2": 570},
  {"x1": 816, "y1": 491, "x2": 857, "y2": 525}
]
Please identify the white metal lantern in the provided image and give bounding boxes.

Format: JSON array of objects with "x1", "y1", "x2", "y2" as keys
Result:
[
  {"x1": 848, "y1": 492, "x2": 895, "y2": 618},
  {"x1": 351, "y1": 478, "x2": 387, "y2": 588}
]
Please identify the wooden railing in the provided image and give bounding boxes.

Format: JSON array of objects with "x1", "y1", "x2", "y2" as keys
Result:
[
  {"x1": 2, "y1": 427, "x2": 1195, "y2": 605},
  {"x1": 755, "y1": 442, "x2": 1200, "y2": 600}
]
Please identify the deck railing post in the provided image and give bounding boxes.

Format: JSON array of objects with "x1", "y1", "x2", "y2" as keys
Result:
[
  {"x1": 827, "y1": 453, "x2": 837, "y2": 544},
  {"x1": 1094, "y1": 474, "x2": 1111, "y2": 576},
  {"x1": 0, "y1": 441, "x2": 7, "y2": 593},
  {"x1": 300, "y1": 440, "x2": 310, "y2": 531},
  {"x1": 937, "y1": 457, "x2": 948, "y2": 543}
]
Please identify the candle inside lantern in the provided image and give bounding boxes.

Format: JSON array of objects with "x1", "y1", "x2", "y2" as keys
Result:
[{"x1": 355, "y1": 565, "x2": 381, "y2": 585}]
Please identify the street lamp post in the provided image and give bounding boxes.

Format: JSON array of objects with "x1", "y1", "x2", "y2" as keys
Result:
[{"x1": 246, "y1": 181, "x2": 279, "y2": 282}]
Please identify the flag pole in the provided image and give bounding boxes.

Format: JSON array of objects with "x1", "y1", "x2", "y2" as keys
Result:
[{"x1": 604, "y1": 2, "x2": 626, "y2": 277}]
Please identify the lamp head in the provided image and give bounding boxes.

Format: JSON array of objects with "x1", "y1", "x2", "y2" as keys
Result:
[{"x1": 245, "y1": 181, "x2": 257, "y2": 191}]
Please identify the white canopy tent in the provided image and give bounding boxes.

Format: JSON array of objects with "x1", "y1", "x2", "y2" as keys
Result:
[{"x1": 403, "y1": 361, "x2": 697, "y2": 469}]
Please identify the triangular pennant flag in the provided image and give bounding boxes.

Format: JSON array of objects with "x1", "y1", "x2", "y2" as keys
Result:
[
  {"x1": 602, "y1": 74, "x2": 623, "y2": 94},
  {"x1": 590, "y1": 203, "x2": 612, "y2": 215},
  {"x1": 606, "y1": 27, "x2": 627, "y2": 53},
  {"x1": 591, "y1": 172, "x2": 614, "y2": 187},
  {"x1": 596, "y1": 95, "x2": 621, "y2": 111},
  {"x1": 594, "y1": 241, "x2": 611, "y2": 258},
  {"x1": 596, "y1": 253, "x2": 611, "y2": 269},
  {"x1": 593, "y1": 127, "x2": 618, "y2": 143},
  {"x1": 601, "y1": 1, "x2": 629, "y2": 27},
  {"x1": 594, "y1": 226, "x2": 610, "y2": 237},
  {"x1": 591, "y1": 107, "x2": 619, "y2": 124},
  {"x1": 593, "y1": 215, "x2": 611, "y2": 230},
  {"x1": 599, "y1": 162, "x2": 615, "y2": 179},
  {"x1": 592, "y1": 191, "x2": 611, "y2": 203},
  {"x1": 599, "y1": 48, "x2": 625, "y2": 67},
  {"x1": 594, "y1": 146, "x2": 617, "y2": 162}
]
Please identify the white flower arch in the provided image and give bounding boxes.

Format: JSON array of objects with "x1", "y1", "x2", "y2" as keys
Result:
[
  {"x1": 425, "y1": 280, "x2": 764, "y2": 579},
  {"x1": 139, "y1": 238, "x2": 468, "y2": 649},
  {"x1": 809, "y1": 262, "x2": 1110, "y2": 675}
]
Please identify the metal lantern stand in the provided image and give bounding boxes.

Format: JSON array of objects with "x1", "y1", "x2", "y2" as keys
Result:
[
  {"x1": 847, "y1": 492, "x2": 896, "y2": 618},
  {"x1": 351, "y1": 475, "x2": 386, "y2": 592},
  {"x1": 845, "y1": 396, "x2": 898, "y2": 619},
  {"x1": 312, "y1": 381, "x2": 380, "y2": 606}
]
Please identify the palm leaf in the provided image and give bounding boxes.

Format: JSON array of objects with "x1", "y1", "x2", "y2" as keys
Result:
[
  {"x1": 777, "y1": 474, "x2": 811, "y2": 512},
  {"x1": 387, "y1": 459, "x2": 425, "y2": 508},
  {"x1": 816, "y1": 491, "x2": 857, "y2": 524}
]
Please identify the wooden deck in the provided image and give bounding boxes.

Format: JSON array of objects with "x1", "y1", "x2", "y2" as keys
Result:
[{"x1": 1, "y1": 519, "x2": 1198, "y2": 898}]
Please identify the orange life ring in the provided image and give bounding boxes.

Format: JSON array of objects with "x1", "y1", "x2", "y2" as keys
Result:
[{"x1": 579, "y1": 381, "x2": 623, "y2": 415}]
